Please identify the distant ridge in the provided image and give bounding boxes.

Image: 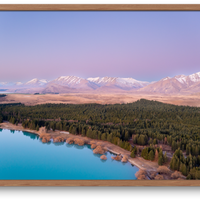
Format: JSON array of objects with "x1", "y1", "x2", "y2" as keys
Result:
[
  {"x1": 1, "y1": 71, "x2": 200, "y2": 94},
  {"x1": 139, "y1": 72, "x2": 200, "y2": 94}
]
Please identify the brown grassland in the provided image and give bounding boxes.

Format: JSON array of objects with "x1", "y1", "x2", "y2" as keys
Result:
[{"x1": 1, "y1": 93, "x2": 200, "y2": 107}]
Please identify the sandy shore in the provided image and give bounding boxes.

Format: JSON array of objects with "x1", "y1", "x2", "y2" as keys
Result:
[{"x1": 0, "y1": 121, "x2": 159, "y2": 172}]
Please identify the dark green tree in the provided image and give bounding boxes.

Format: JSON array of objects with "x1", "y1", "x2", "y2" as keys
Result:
[
  {"x1": 153, "y1": 138, "x2": 157, "y2": 145},
  {"x1": 86, "y1": 128, "x2": 93, "y2": 138},
  {"x1": 141, "y1": 147, "x2": 149, "y2": 160},
  {"x1": 130, "y1": 150, "x2": 136, "y2": 158},
  {"x1": 148, "y1": 150, "x2": 155, "y2": 161},
  {"x1": 101, "y1": 133, "x2": 107, "y2": 141},
  {"x1": 81, "y1": 127, "x2": 86, "y2": 136},
  {"x1": 148, "y1": 138, "x2": 153, "y2": 145},
  {"x1": 163, "y1": 151, "x2": 168, "y2": 163},
  {"x1": 158, "y1": 156, "x2": 164, "y2": 166},
  {"x1": 36, "y1": 124, "x2": 39, "y2": 131}
]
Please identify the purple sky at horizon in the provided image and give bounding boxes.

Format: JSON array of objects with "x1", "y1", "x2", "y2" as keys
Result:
[{"x1": 0, "y1": 11, "x2": 200, "y2": 82}]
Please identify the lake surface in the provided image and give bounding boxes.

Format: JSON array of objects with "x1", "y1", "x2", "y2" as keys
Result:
[{"x1": 0, "y1": 129, "x2": 138, "y2": 180}]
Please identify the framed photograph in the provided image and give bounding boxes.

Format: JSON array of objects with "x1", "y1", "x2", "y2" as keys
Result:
[{"x1": 1, "y1": 4, "x2": 200, "y2": 186}]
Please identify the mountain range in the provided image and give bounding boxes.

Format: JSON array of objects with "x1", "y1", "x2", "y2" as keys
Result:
[{"x1": 1, "y1": 72, "x2": 200, "y2": 95}]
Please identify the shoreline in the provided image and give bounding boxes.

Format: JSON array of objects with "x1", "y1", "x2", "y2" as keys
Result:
[{"x1": 0, "y1": 121, "x2": 159, "y2": 173}]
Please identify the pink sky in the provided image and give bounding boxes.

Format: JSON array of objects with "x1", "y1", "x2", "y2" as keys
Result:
[{"x1": 0, "y1": 11, "x2": 200, "y2": 82}]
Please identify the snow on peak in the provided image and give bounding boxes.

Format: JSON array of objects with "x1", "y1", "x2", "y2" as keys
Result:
[
  {"x1": 39, "y1": 79, "x2": 48, "y2": 84},
  {"x1": 25, "y1": 78, "x2": 48, "y2": 86},
  {"x1": 25, "y1": 78, "x2": 39, "y2": 85},
  {"x1": 87, "y1": 77, "x2": 116, "y2": 85},
  {"x1": 15, "y1": 82, "x2": 23, "y2": 86},
  {"x1": 116, "y1": 78, "x2": 149, "y2": 87},
  {"x1": 196, "y1": 72, "x2": 200, "y2": 76},
  {"x1": 54, "y1": 76, "x2": 83, "y2": 85},
  {"x1": 0, "y1": 82, "x2": 8, "y2": 85},
  {"x1": 99, "y1": 77, "x2": 116, "y2": 84},
  {"x1": 57, "y1": 76, "x2": 68, "y2": 81},
  {"x1": 162, "y1": 77, "x2": 171, "y2": 81},
  {"x1": 188, "y1": 72, "x2": 200, "y2": 82},
  {"x1": 117, "y1": 77, "x2": 137, "y2": 83},
  {"x1": 38, "y1": 79, "x2": 48, "y2": 85},
  {"x1": 87, "y1": 76, "x2": 149, "y2": 88},
  {"x1": 175, "y1": 75, "x2": 187, "y2": 84},
  {"x1": 87, "y1": 77, "x2": 100, "y2": 82}
]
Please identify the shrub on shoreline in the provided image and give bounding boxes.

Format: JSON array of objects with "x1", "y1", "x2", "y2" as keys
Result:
[
  {"x1": 66, "y1": 138, "x2": 74, "y2": 144},
  {"x1": 100, "y1": 155, "x2": 107, "y2": 160},
  {"x1": 93, "y1": 146, "x2": 105, "y2": 154},
  {"x1": 74, "y1": 138, "x2": 85, "y2": 146}
]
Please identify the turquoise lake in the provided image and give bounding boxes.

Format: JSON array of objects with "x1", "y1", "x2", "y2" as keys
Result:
[{"x1": 0, "y1": 129, "x2": 138, "y2": 180}]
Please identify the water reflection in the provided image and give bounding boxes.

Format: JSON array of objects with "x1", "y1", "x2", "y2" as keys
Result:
[
  {"x1": 46, "y1": 142, "x2": 51, "y2": 145},
  {"x1": 109, "y1": 151, "x2": 118, "y2": 156},
  {"x1": 10, "y1": 130, "x2": 15, "y2": 134},
  {"x1": 93, "y1": 153, "x2": 101, "y2": 158},
  {"x1": 122, "y1": 162, "x2": 126, "y2": 166},
  {"x1": 42, "y1": 140, "x2": 51, "y2": 145},
  {"x1": 86, "y1": 145, "x2": 92, "y2": 150},
  {"x1": 53, "y1": 142, "x2": 65, "y2": 146},
  {"x1": 0, "y1": 129, "x2": 2, "y2": 132},
  {"x1": 22, "y1": 131, "x2": 39, "y2": 140},
  {"x1": 0, "y1": 129, "x2": 138, "y2": 180},
  {"x1": 74, "y1": 144, "x2": 84, "y2": 150},
  {"x1": 66, "y1": 143, "x2": 74, "y2": 148},
  {"x1": 31, "y1": 134, "x2": 38, "y2": 140},
  {"x1": 38, "y1": 139, "x2": 51, "y2": 145}
]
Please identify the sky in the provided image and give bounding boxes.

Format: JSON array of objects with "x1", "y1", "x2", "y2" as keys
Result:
[{"x1": 0, "y1": 11, "x2": 200, "y2": 82}]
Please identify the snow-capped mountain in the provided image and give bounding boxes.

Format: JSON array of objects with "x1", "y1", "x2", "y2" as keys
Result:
[
  {"x1": 139, "y1": 76, "x2": 186, "y2": 94},
  {"x1": 0, "y1": 82, "x2": 17, "y2": 88},
  {"x1": 38, "y1": 79, "x2": 49, "y2": 85},
  {"x1": 1, "y1": 71, "x2": 200, "y2": 94},
  {"x1": 50, "y1": 76, "x2": 83, "y2": 86},
  {"x1": 0, "y1": 82, "x2": 8, "y2": 86},
  {"x1": 174, "y1": 75, "x2": 187, "y2": 84},
  {"x1": 24, "y1": 78, "x2": 48, "y2": 87},
  {"x1": 15, "y1": 82, "x2": 23, "y2": 86},
  {"x1": 174, "y1": 72, "x2": 200, "y2": 86},
  {"x1": 87, "y1": 77, "x2": 149, "y2": 90},
  {"x1": 116, "y1": 77, "x2": 149, "y2": 89},
  {"x1": 188, "y1": 72, "x2": 200, "y2": 82},
  {"x1": 48, "y1": 76, "x2": 98, "y2": 90},
  {"x1": 139, "y1": 72, "x2": 200, "y2": 94},
  {"x1": 87, "y1": 77, "x2": 116, "y2": 86}
]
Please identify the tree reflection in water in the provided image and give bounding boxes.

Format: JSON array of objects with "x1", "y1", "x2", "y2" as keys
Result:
[
  {"x1": 66, "y1": 143, "x2": 74, "y2": 148},
  {"x1": 53, "y1": 142, "x2": 65, "y2": 146},
  {"x1": 93, "y1": 153, "x2": 101, "y2": 158},
  {"x1": 74, "y1": 144, "x2": 84, "y2": 150},
  {"x1": 86, "y1": 144, "x2": 92, "y2": 150},
  {"x1": 22, "y1": 131, "x2": 39, "y2": 140},
  {"x1": 100, "y1": 159, "x2": 106, "y2": 162}
]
